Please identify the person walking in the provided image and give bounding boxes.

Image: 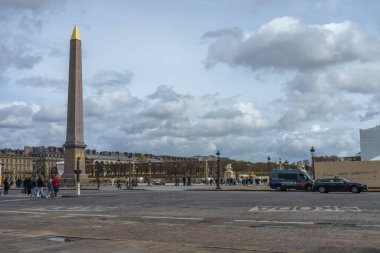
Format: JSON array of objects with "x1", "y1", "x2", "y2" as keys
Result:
[
  {"x1": 125, "y1": 177, "x2": 129, "y2": 189},
  {"x1": 36, "y1": 177, "x2": 45, "y2": 198},
  {"x1": 187, "y1": 176, "x2": 191, "y2": 186},
  {"x1": 31, "y1": 177, "x2": 37, "y2": 198},
  {"x1": 22, "y1": 178, "x2": 28, "y2": 194},
  {"x1": 182, "y1": 177, "x2": 186, "y2": 186},
  {"x1": 3, "y1": 178, "x2": 10, "y2": 196},
  {"x1": 46, "y1": 178, "x2": 54, "y2": 198},
  {"x1": 52, "y1": 175, "x2": 60, "y2": 198},
  {"x1": 116, "y1": 179, "x2": 121, "y2": 190},
  {"x1": 26, "y1": 178, "x2": 32, "y2": 195}
]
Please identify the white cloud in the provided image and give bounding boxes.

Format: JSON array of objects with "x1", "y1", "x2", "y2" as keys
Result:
[
  {"x1": 17, "y1": 75, "x2": 65, "y2": 89},
  {"x1": 85, "y1": 90, "x2": 135, "y2": 117},
  {"x1": 311, "y1": 124, "x2": 329, "y2": 133},
  {"x1": 203, "y1": 17, "x2": 380, "y2": 71},
  {"x1": 0, "y1": 102, "x2": 34, "y2": 128},
  {"x1": 272, "y1": 128, "x2": 359, "y2": 160},
  {"x1": 89, "y1": 70, "x2": 133, "y2": 88},
  {"x1": 288, "y1": 62, "x2": 380, "y2": 95},
  {"x1": 32, "y1": 104, "x2": 66, "y2": 122}
]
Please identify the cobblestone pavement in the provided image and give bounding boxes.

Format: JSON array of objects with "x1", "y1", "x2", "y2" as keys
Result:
[{"x1": 0, "y1": 188, "x2": 379, "y2": 252}]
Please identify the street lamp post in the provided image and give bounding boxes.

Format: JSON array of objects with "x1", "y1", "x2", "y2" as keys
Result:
[
  {"x1": 74, "y1": 156, "x2": 82, "y2": 196},
  {"x1": 174, "y1": 163, "x2": 178, "y2": 186},
  {"x1": 310, "y1": 146, "x2": 316, "y2": 179},
  {"x1": 32, "y1": 160, "x2": 36, "y2": 177},
  {"x1": 148, "y1": 160, "x2": 152, "y2": 186},
  {"x1": 135, "y1": 165, "x2": 138, "y2": 186},
  {"x1": 127, "y1": 154, "x2": 133, "y2": 189},
  {"x1": 267, "y1": 156, "x2": 271, "y2": 171},
  {"x1": 279, "y1": 158, "x2": 282, "y2": 170},
  {"x1": 0, "y1": 162, "x2": 3, "y2": 187},
  {"x1": 95, "y1": 161, "x2": 100, "y2": 190},
  {"x1": 284, "y1": 160, "x2": 289, "y2": 169},
  {"x1": 216, "y1": 150, "x2": 221, "y2": 190}
]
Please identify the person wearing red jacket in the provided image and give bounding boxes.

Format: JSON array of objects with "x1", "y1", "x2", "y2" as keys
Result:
[{"x1": 52, "y1": 176, "x2": 60, "y2": 198}]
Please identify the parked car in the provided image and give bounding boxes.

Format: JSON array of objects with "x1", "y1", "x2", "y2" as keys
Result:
[
  {"x1": 312, "y1": 177, "x2": 367, "y2": 193},
  {"x1": 152, "y1": 179, "x2": 166, "y2": 185},
  {"x1": 269, "y1": 169, "x2": 313, "y2": 191}
]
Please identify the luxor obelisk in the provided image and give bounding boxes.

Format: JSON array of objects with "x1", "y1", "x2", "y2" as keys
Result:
[{"x1": 63, "y1": 25, "x2": 87, "y2": 183}]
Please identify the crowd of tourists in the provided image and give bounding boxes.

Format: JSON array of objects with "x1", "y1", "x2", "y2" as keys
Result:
[{"x1": 0, "y1": 175, "x2": 60, "y2": 198}]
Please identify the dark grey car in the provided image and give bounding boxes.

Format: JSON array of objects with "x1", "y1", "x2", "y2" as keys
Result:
[{"x1": 312, "y1": 177, "x2": 368, "y2": 193}]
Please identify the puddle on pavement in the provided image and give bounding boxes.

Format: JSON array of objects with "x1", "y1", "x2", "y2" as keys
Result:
[{"x1": 47, "y1": 237, "x2": 73, "y2": 243}]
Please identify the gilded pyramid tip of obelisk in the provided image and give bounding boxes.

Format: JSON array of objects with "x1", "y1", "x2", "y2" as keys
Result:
[{"x1": 70, "y1": 25, "x2": 81, "y2": 40}]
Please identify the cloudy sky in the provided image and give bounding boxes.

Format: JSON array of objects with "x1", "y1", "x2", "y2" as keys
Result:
[{"x1": 1, "y1": 0, "x2": 380, "y2": 163}]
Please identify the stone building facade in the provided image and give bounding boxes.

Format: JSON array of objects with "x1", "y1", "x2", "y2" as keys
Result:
[{"x1": 0, "y1": 146, "x2": 64, "y2": 182}]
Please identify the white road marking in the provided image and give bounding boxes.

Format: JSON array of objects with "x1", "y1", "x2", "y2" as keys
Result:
[
  {"x1": 61, "y1": 213, "x2": 118, "y2": 218},
  {"x1": 22, "y1": 206, "x2": 118, "y2": 212},
  {"x1": 358, "y1": 224, "x2": 380, "y2": 228},
  {"x1": 235, "y1": 220, "x2": 314, "y2": 225},
  {"x1": 249, "y1": 206, "x2": 362, "y2": 212},
  {"x1": 0, "y1": 210, "x2": 47, "y2": 215},
  {"x1": 141, "y1": 216, "x2": 204, "y2": 221},
  {"x1": 0, "y1": 198, "x2": 30, "y2": 202}
]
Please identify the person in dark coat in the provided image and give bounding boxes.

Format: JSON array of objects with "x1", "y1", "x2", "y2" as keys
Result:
[
  {"x1": 182, "y1": 177, "x2": 186, "y2": 186},
  {"x1": 31, "y1": 177, "x2": 37, "y2": 198},
  {"x1": 187, "y1": 176, "x2": 191, "y2": 186},
  {"x1": 27, "y1": 178, "x2": 32, "y2": 195},
  {"x1": 116, "y1": 179, "x2": 121, "y2": 190},
  {"x1": 3, "y1": 178, "x2": 10, "y2": 195},
  {"x1": 22, "y1": 178, "x2": 28, "y2": 194},
  {"x1": 37, "y1": 177, "x2": 45, "y2": 198}
]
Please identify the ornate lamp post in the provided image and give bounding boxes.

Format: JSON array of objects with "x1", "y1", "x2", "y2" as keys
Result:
[
  {"x1": 0, "y1": 162, "x2": 3, "y2": 187},
  {"x1": 310, "y1": 146, "x2": 316, "y2": 179},
  {"x1": 74, "y1": 156, "x2": 82, "y2": 196},
  {"x1": 117, "y1": 154, "x2": 121, "y2": 178},
  {"x1": 284, "y1": 160, "x2": 289, "y2": 169},
  {"x1": 267, "y1": 156, "x2": 271, "y2": 171},
  {"x1": 32, "y1": 160, "x2": 36, "y2": 177},
  {"x1": 127, "y1": 154, "x2": 133, "y2": 189},
  {"x1": 148, "y1": 160, "x2": 152, "y2": 186},
  {"x1": 95, "y1": 161, "x2": 100, "y2": 190},
  {"x1": 279, "y1": 158, "x2": 282, "y2": 170},
  {"x1": 216, "y1": 150, "x2": 221, "y2": 190},
  {"x1": 174, "y1": 163, "x2": 178, "y2": 186},
  {"x1": 11, "y1": 160, "x2": 15, "y2": 183},
  {"x1": 135, "y1": 165, "x2": 138, "y2": 186},
  {"x1": 205, "y1": 160, "x2": 209, "y2": 179}
]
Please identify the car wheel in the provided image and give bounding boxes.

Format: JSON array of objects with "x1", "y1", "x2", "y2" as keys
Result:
[
  {"x1": 351, "y1": 186, "x2": 359, "y2": 193},
  {"x1": 275, "y1": 185, "x2": 282, "y2": 191},
  {"x1": 319, "y1": 186, "x2": 326, "y2": 193}
]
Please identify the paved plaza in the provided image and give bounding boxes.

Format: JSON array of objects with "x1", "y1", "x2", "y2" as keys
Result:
[{"x1": 0, "y1": 186, "x2": 380, "y2": 252}]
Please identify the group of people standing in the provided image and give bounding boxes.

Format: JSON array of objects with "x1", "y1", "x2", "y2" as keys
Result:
[
  {"x1": 111, "y1": 178, "x2": 126, "y2": 190},
  {"x1": 1, "y1": 176, "x2": 60, "y2": 198},
  {"x1": 182, "y1": 176, "x2": 192, "y2": 186}
]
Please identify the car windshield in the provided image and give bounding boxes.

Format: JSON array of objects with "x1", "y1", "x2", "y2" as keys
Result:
[{"x1": 304, "y1": 171, "x2": 313, "y2": 181}]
